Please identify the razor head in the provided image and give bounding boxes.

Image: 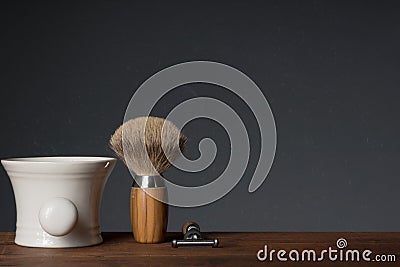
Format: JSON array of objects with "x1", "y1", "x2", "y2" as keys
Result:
[
  {"x1": 172, "y1": 238, "x2": 219, "y2": 248},
  {"x1": 172, "y1": 221, "x2": 219, "y2": 248}
]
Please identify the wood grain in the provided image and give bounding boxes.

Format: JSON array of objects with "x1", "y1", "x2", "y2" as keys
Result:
[
  {"x1": 130, "y1": 187, "x2": 168, "y2": 243},
  {"x1": 1, "y1": 232, "x2": 400, "y2": 266}
]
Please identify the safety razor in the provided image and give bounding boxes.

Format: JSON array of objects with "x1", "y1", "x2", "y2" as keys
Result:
[{"x1": 172, "y1": 222, "x2": 219, "y2": 248}]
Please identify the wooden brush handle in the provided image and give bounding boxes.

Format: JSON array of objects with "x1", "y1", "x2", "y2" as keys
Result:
[{"x1": 130, "y1": 187, "x2": 168, "y2": 243}]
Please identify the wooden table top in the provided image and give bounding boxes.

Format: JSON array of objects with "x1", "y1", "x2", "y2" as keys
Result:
[{"x1": 1, "y1": 232, "x2": 399, "y2": 266}]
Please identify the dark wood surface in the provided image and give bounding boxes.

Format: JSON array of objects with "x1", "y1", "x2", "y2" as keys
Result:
[{"x1": 1, "y1": 232, "x2": 399, "y2": 266}]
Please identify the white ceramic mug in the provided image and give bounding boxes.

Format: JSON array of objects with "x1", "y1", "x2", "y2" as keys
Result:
[{"x1": 1, "y1": 156, "x2": 116, "y2": 248}]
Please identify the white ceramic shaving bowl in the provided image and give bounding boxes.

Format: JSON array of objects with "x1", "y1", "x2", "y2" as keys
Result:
[{"x1": 1, "y1": 156, "x2": 116, "y2": 248}]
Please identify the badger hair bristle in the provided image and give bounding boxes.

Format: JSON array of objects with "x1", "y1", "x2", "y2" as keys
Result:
[{"x1": 110, "y1": 116, "x2": 186, "y2": 176}]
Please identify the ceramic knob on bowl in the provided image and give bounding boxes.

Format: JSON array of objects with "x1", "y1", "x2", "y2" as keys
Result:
[{"x1": 39, "y1": 197, "x2": 78, "y2": 236}]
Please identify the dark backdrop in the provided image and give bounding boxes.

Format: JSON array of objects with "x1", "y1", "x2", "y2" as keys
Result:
[{"x1": 1, "y1": 0, "x2": 399, "y2": 232}]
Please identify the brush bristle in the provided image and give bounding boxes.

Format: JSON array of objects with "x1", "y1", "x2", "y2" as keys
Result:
[{"x1": 110, "y1": 116, "x2": 186, "y2": 175}]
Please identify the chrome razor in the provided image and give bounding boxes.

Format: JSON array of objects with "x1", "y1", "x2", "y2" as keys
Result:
[{"x1": 172, "y1": 222, "x2": 219, "y2": 248}]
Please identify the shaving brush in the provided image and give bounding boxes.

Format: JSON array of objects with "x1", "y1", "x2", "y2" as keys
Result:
[{"x1": 110, "y1": 116, "x2": 186, "y2": 243}]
